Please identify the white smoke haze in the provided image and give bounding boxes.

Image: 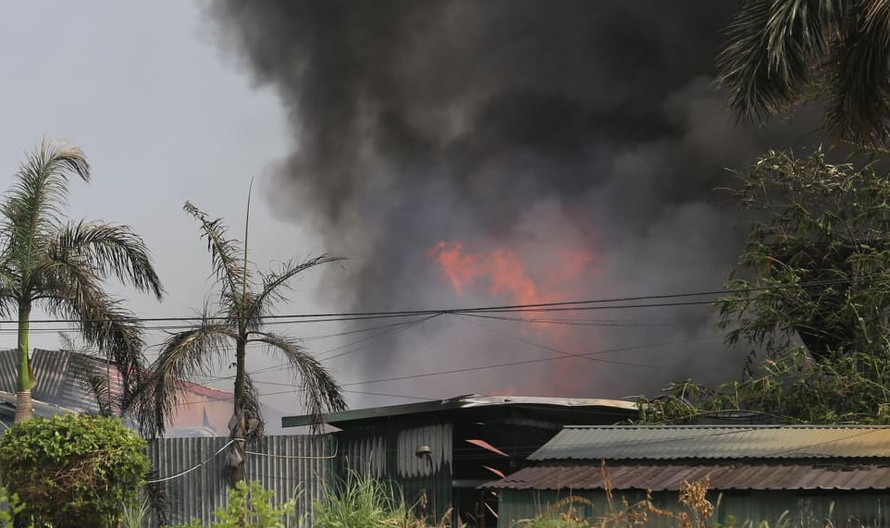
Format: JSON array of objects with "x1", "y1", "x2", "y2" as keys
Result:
[{"x1": 205, "y1": 1, "x2": 820, "y2": 406}]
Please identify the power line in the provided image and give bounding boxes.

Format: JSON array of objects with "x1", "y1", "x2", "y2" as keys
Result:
[
  {"x1": 223, "y1": 310, "x2": 675, "y2": 381},
  {"x1": 338, "y1": 336, "x2": 719, "y2": 388},
  {"x1": 461, "y1": 313, "x2": 677, "y2": 327},
  {"x1": 458, "y1": 313, "x2": 657, "y2": 368},
  {"x1": 318, "y1": 314, "x2": 441, "y2": 362},
  {"x1": 205, "y1": 316, "x2": 438, "y2": 381},
  {"x1": 5, "y1": 275, "x2": 874, "y2": 326},
  {"x1": 166, "y1": 334, "x2": 712, "y2": 406},
  {"x1": 342, "y1": 389, "x2": 437, "y2": 401}
]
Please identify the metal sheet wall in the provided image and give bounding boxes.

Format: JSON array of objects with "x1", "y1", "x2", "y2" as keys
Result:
[
  {"x1": 396, "y1": 424, "x2": 453, "y2": 523},
  {"x1": 497, "y1": 489, "x2": 890, "y2": 528},
  {"x1": 341, "y1": 427, "x2": 388, "y2": 478},
  {"x1": 340, "y1": 423, "x2": 453, "y2": 524},
  {"x1": 148, "y1": 435, "x2": 335, "y2": 527}
]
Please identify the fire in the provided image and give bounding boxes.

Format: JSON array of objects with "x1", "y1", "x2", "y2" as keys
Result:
[
  {"x1": 427, "y1": 239, "x2": 598, "y2": 309},
  {"x1": 427, "y1": 235, "x2": 602, "y2": 396},
  {"x1": 428, "y1": 241, "x2": 543, "y2": 305}
]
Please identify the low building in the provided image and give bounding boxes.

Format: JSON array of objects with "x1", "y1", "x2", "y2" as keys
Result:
[
  {"x1": 0, "y1": 349, "x2": 238, "y2": 435},
  {"x1": 0, "y1": 390, "x2": 71, "y2": 428},
  {"x1": 484, "y1": 425, "x2": 890, "y2": 528},
  {"x1": 283, "y1": 394, "x2": 638, "y2": 527}
]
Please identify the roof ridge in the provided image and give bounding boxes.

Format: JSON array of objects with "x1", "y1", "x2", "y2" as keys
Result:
[{"x1": 562, "y1": 425, "x2": 890, "y2": 430}]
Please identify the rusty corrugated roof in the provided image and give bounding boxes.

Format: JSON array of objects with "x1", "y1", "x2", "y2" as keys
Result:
[
  {"x1": 530, "y1": 425, "x2": 890, "y2": 461},
  {"x1": 0, "y1": 349, "x2": 125, "y2": 413},
  {"x1": 484, "y1": 463, "x2": 890, "y2": 491}
]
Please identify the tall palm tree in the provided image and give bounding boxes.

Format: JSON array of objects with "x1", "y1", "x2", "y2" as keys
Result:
[
  {"x1": 0, "y1": 140, "x2": 164, "y2": 421},
  {"x1": 143, "y1": 198, "x2": 346, "y2": 484},
  {"x1": 717, "y1": 1, "x2": 890, "y2": 146}
]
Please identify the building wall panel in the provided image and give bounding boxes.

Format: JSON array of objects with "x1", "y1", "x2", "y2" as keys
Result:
[{"x1": 497, "y1": 489, "x2": 890, "y2": 528}]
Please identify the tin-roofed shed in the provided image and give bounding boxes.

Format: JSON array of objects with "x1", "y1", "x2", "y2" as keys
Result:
[
  {"x1": 283, "y1": 394, "x2": 637, "y2": 528},
  {"x1": 484, "y1": 425, "x2": 890, "y2": 527}
]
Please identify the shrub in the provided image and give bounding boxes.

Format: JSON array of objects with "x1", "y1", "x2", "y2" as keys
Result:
[
  {"x1": 0, "y1": 487, "x2": 25, "y2": 528},
  {"x1": 0, "y1": 414, "x2": 149, "y2": 527},
  {"x1": 171, "y1": 480, "x2": 300, "y2": 528}
]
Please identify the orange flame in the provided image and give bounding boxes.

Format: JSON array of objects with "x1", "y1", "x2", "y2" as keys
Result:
[
  {"x1": 429, "y1": 241, "x2": 544, "y2": 305},
  {"x1": 427, "y1": 236, "x2": 601, "y2": 395},
  {"x1": 428, "y1": 240, "x2": 597, "y2": 308}
]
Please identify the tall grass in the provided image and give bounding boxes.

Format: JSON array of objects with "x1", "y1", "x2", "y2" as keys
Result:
[{"x1": 313, "y1": 470, "x2": 449, "y2": 528}]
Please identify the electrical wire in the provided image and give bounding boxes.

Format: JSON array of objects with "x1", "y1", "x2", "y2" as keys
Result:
[
  {"x1": 145, "y1": 439, "x2": 235, "y2": 483},
  {"x1": 4, "y1": 274, "x2": 877, "y2": 326},
  {"x1": 457, "y1": 313, "x2": 658, "y2": 368},
  {"x1": 337, "y1": 336, "x2": 720, "y2": 388},
  {"x1": 342, "y1": 389, "x2": 438, "y2": 401}
]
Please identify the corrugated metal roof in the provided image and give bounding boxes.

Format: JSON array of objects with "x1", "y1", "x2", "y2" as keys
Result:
[
  {"x1": 0, "y1": 350, "x2": 18, "y2": 394},
  {"x1": 0, "y1": 349, "x2": 132, "y2": 413},
  {"x1": 283, "y1": 394, "x2": 637, "y2": 428},
  {"x1": 31, "y1": 348, "x2": 70, "y2": 401},
  {"x1": 484, "y1": 463, "x2": 890, "y2": 491},
  {"x1": 0, "y1": 390, "x2": 73, "y2": 419},
  {"x1": 530, "y1": 425, "x2": 890, "y2": 461}
]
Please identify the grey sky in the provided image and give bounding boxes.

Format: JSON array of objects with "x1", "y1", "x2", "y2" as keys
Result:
[
  {"x1": 0, "y1": 1, "x2": 345, "y2": 423},
  {"x1": 0, "y1": 2, "x2": 798, "y2": 426}
]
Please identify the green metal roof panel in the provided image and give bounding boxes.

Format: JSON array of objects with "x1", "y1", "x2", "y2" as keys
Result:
[
  {"x1": 483, "y1": 463, "x2": 890, "y2": 491},
  {"x1": 529, "y1": 425, "x2": 890, "y2": 461}
]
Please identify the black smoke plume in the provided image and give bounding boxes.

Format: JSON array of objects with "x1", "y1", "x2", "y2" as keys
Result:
[{"x1": 207, "y1": 1, "x2": 815, "y2": 402}]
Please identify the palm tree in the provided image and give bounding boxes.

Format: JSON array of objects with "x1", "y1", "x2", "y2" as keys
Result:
[
  {"x1": 0, "y1": 140, "x2": 164, "y2": 421},
  {"x1": 142, "y1": 198, "x2": 346, "y2": 484},
  {"x1": 717, "y1": 1, "x2": 890, "y2": 146}
]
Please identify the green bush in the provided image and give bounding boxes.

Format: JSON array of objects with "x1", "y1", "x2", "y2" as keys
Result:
[
  {"x1": 0, "y1": 486, "x2": 25, "y2": 528},
  {"x1": 0, "y1": 414, "x2": 149, "y2": 527}
]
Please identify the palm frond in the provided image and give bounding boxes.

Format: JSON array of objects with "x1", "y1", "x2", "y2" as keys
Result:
[
  {"x1": 49, "y1": 220, "x2": 164, "y2": 299},
  {"x1": 138, "y1": 322, "x2": 237, "y2": 437},
  {"x1": 40, "y1": 274, "x2": 148, "y2": 415},
  {"x1": 825, "y1": 3, "x2": 890, "y2": 145},
  {"x1": 68, "y1": 351, "x2": 116, "y2": 416},
  {"x1": 247, "y1": 331, "x2": 345, "y2": 431},
  {"x1": 183, "y1": 202, "x2": 248, "y2": 303},
  {"x1": 716, "y1": 0, "x2": 840, "y2": 122},
  {"x1": 0, "y1": 267, "x2": 20, "y2": 317},
  {"x1": 61, "y1": 334, "x2": 118, "y2": 416},
  {"x1": 1, "y1": 140, "x2": 90, "y2": 256},
  {"x1": 248, "y1": 255, "x2": 346, "y2": 326}
]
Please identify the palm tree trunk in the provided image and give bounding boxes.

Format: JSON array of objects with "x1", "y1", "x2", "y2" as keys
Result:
[
  {"x1": 228, "y1": 336, "x2": 248, "y2": 485},
  {"x1": 15, "y1": 302, "x2": 33, "y2": 422}
]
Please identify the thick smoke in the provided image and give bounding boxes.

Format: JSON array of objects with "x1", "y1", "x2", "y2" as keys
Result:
[{"x1": 208, "y1": 1, "x2": 814, "y2": 403}]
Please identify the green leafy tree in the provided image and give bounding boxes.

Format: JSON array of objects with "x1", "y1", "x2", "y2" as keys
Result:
[
  {"x1": 638, "y1": 349, "x2": 890, "y2": 424},
  {"x1": 717, "y1": 149, "x2": 890, "y2": 362},
  {"x1": 0, "y1": 140, "x2": 163, "y2": 422},
  {"x1": 717, "y1": 1, "x2": 890, "y2": 145},
  {"x1": 142, "y1": 199, "x2": 346, "y2": 484},
  {"x1": 642, "y1": 149, "x2": 890, "y2": 424},
  {"x1": 0, "y1": 414, "x2": 150, "y2": 527}
]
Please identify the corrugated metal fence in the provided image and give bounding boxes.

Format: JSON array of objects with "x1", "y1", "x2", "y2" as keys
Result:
[{"x1": 147, "y1": 435, "x2": 336, "y2": 527}]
